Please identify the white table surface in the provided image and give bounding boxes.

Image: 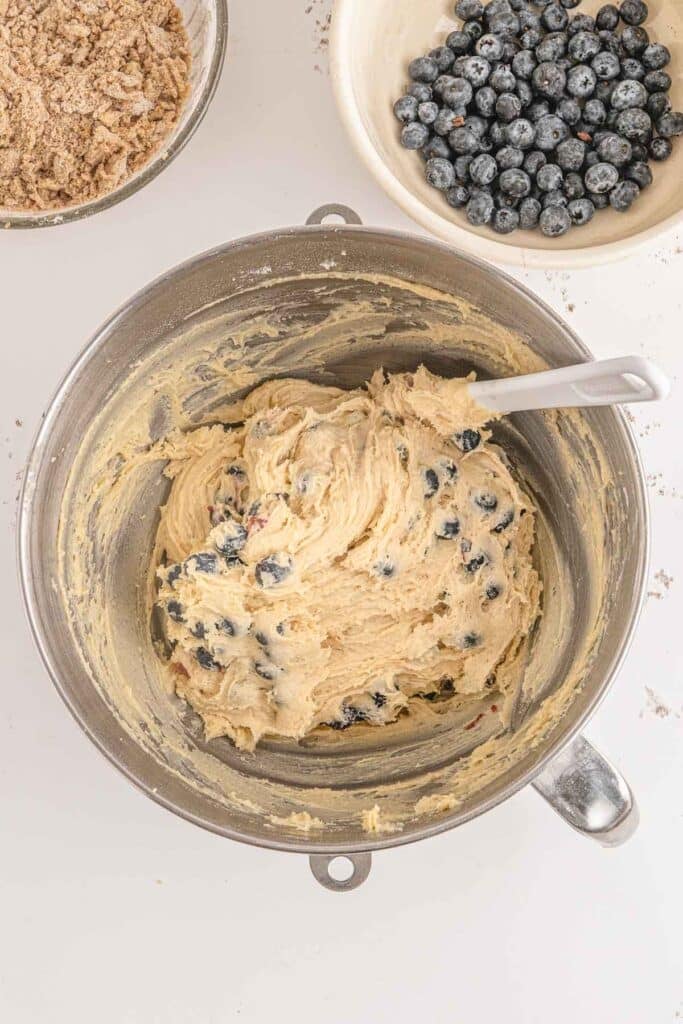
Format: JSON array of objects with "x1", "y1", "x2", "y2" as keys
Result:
[{"x1": 2, "y1": 2, "x2": 681, "y2": 1021}]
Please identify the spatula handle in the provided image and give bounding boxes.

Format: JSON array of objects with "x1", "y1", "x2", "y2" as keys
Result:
[{"x1": 469, "y1": 356, "x2": 670, "y2": 415}]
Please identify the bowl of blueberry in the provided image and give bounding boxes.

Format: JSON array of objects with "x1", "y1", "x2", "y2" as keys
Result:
[{"x1": 331, "y1": 0, "x2": 682, "y2": 266}]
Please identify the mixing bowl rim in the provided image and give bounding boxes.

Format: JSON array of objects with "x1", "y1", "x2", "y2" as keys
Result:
[
  {"x1": 0, "y1": 0, "x2": 229, "y2": 230},
  {"x1": 330, "y1": 0, "x2": 683, "y2": 271},
  {"x1": 17, "y1": 221, "x2": 650, "y2": 854}
]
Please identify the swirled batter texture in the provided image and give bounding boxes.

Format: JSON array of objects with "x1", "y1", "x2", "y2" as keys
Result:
[{"x1": 154, "y1": 367, "x2": 540, "y2": 750}]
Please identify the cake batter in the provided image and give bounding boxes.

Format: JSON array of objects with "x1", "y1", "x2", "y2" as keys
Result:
[{"x1": 154, "y1": 366, "x2": 541, "y2": 750}]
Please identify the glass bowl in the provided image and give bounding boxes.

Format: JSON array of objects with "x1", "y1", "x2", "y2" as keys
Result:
[{"x1": 1, "y1": 0, "x2": 228, "y2": 230}]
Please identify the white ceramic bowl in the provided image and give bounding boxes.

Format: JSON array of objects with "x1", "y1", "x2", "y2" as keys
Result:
[{"x1": 331, "y1": 0, "x2": 683, "y2": 268}]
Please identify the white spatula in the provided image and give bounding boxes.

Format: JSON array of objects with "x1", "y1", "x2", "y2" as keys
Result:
[{"x1": 469, "y1": 356, "x2": 670, "y2": 415}]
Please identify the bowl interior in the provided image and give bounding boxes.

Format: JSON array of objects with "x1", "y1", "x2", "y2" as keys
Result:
[
  {"x1": 21, "y1": 228, "x2": 647, "y2": 851},
  {"x1": 333, "y1": 0, "x2": 683, "y2": 262},
  {"x1": 1, "y1": 0, "x2": 227, "y2": 228}
]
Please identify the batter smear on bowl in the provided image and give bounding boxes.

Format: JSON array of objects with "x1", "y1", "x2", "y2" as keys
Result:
[{"x1": 154, "y1": 367, "x2": 541, "y2": 750}]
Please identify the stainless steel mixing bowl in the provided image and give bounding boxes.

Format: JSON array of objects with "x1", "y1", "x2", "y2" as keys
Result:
[{"x1": 19, "y1": 206, "x2": 645, "y2": 890}]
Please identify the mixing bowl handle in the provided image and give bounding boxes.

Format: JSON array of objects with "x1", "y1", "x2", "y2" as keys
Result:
[
  {"x1": 309, "y1": 852, "x2": 372, "y2": 892},
  {"x1": 533, "y1": 735, "x2": 638, "y2": 846},
  {"x1": 305, "y1": 204, "x2": 363, "y2": 226}
]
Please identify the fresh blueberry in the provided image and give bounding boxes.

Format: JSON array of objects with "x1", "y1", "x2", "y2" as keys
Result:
[
  {"x1": 492, "y1": 207, "x2": 520, "y2": 233},
  {"x1": 401, "y1": 122, "x2": 430, "y2": 149},
  {"x1": 489, "y1": 121, "x2": 508, "y2": 147},
  {"x1": 467, "y1": 191, "x2": 494, "y2": 225},
  {"x1": 476, "y1": 33, "x2": 504, "y2": 60},
  {"x1": 619, "y1": 0, "x2": 648, "y2": 26},
  {"x1": 512, "y1": 49, "x2": 537, "y2": 79},
  {"x1": 446, "y1": 183, "x2": 471, "y2": 207},
  {"x1": 535, "y1": 32, "x2": 567, "y2": 62},
  {"x1": 484, "y1": 0, "x2": 513, "y2": 19},
  {"x1": 542, "y1": 188, "x2": 568, "y2": 208},
  {"x1": 394, "y1": 95, "x2": 418, "y2": 123},
  {"x1": 598, "y1": 29, "x2": 625, "y2": 56},
  {"x1": 505, "y1": 117, "x2": 536, "y2": 149},
  {"x1": 434, "y1": 74, "x2": 457, "y2": 99},
  {"x1": 449, "y1": 126, "x2": 481, "y2": 153},
  {"x1": 430, "y1": 45, "x2": 457, "y2": 71},
  {"x1": 568, "y1": 12, "x2": 596, "y2": 33},
  {"x1": 621, "y1": 25, "x2": 649, "y2": 57},
  {"x1": 465, "y1": 114, "x2": 488, "y2": 137},
  {"x1": 568, "y1": 31, "x2": 601, "y2": 62},
  {"x1": 490, "y1": 65, "x2": 517, "y2": 93},
  {"x1": 537, "y1": 162, "x2": 564, "y2": 190},
  {"x1": 519, "y1": 196, "x2": 542, "y2": 228},
  {"x1": 615, "y1": 107, "x2": 652, "y2": 141},
  {"x1": 463, "y1": 55, "x2": 491, "y2": 87},
  {"x1": 583, "y1": 99, "x2": 607, "y2": 125},
  {"x1": 646, "y1": 92, "x2": 671, "y2": 119},
  {"x1": 434, "y1": 107, "x2": 463, "y2": 136},
  {"x1": 455, "y1": 154, "x2": 475, "y2": 179},
  {"x1": 535, "y1": 114, "x2": 570, "y2": 150},
  {"x1": 195, "y1": 647, "x2": 221, "y2": 671},
  {"x1": 611, "y1": 79, "x2": 648, "y2": 109},
  {"x1": 488, "y1": 11, "x2": 521, "y2": 37},
  {"x1": 595, "y1": 4, "x2": 619, "y2": 30},
  {"x1": 541, "y1": 4, "x2": 568, "y2": 32},
  {"x1": 557, "y1": 137, "x2": 587, "y2": 171},
  {"x1": 560, "y1": 0, "x2": 581, "y2": 7},
  {"x1": 539, "y1": 205, "x2": 571, "y2": 236},
  {"x1": 418, "y1": 101, "x2": 439, "y2": 125},
  {"x1": 455, "y1": 428, "x2": 481, "y2": 452},
  {"x1": 643, "y1": 70, "x2": 672, "y2": 93},
  {"x1": 444, "y1": 77, "x2": 474, "y2": 107},
  {"x1": 426, "y1": 157, "x2": 457, "y2": 190},
  {"x1": 527, "y1": 99, "x2": 551, "y2": 122},
  {"x1": 641, "y1": 43, "x2": 670, "y2": 71},
  {"x1": 499, "y1": 168, "x2": 532, "y2": 196},
  {"x1": 456, "y1": 0, "x2": 484, "y2": 18},
  {"x1": 591, "y1": 51, "x2": 620, "y2": 82},
  {"x1": 596, "y1": 132, "x2": 633, "y2": 165},
  {"x1": 657, "y1": 111, "x2": 683, "y2": 138},
  {"x1": 568, "y1": 197, "x2": 595, "y2": 224},
  {"x1": 496, "y1": 190, "x2": 520, "y2": 209},
  {"x1": 621, "y1": 57, "x2": 646, "y2": 81},
  {"x1": 516, "y1": 79, "x2": 534, "y2": 108},
  {"x1": 469, "y1": 153, "x2": 497, "y2": 185},
  {"x1": 523, "y1": 149, "x2": 546, "y2": 175},
  {"x1": 496, "y1": 92, "x2": 522, "y2": 122},
  {"x1": 584, "y1": 160, "x2": 620, "y2": 192},
  {"x1": 436, "y1": 519, "x2": 461, "y2": 539},
  {"x1": 532, "y1": 62, "x2": 567, "y2": 100},
  {"x1": 497, "y1": 145, "x2": 525, "y2": 169},
  {"x1": 472, "y1": 85, "x2": 495, "y2": 117},
  {"x1": 588, "y1": 189, "x2": 609, "y2": 207},
  {"x1": 630, "y1": 142, "x2": 649, "y2": 161},
  {"x1": 567, "y1": 64, "x2": 597, "y2": 98},
  {"x1": 447, "y1": 29, "x2": 474, "y2": 55},
  {"x1": 408, "y1": 82, "x2": 434, "y2": 102},
  {"x1": 563, "y1": 171, "x2": 585, "y2": 199},
  {"x1": 557, "y1": 97, "x2": 581, "y2": 125},
  {"x1": 521, "y1": 27, "x2": 543, "y2": 49},
  {"x1": 625, "y1": 160, "x2": 653, "y2": 187},
  {"x1": 595, "y1": 80, "x2": 617, "y2": 104},
  {"x1": 410, "y1": 56, "x2": 440, "y2": 82},
  {"x1": 649, "y1": 136, "x2": 672, "y2": 160},
  {"x1": 167, "y1": 599, "x2": 185, "y2": 623},
  {"x1": 463, "y1": 18, "x2": 485, "y2": 41},
  {"x1": 423, "y1": 135, "x2": 452, "y2": 160},
  {"x1": 255, "y1": 554, "x2": 293, "y2": 588},
  {"x1": 186, "y1": 552, "x2": 218, "y2": 574}
]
